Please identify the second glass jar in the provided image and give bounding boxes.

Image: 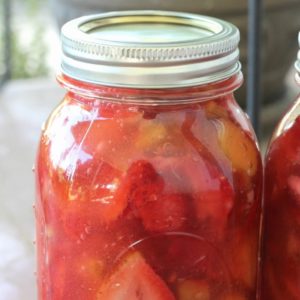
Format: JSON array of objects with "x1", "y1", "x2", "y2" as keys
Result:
[{"x1": 262, "y1": 33, "x2": 300, "y2": 300}]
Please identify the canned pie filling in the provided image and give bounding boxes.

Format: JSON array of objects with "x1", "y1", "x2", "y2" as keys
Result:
[
  {"x1": 35, "y1": 11, "x2": 262, "y2": 300},
  {"x1": 261, "y1": 33, "x2": 300, "y2": 300}
]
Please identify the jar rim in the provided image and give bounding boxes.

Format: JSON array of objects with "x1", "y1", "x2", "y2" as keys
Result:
[
  {"x1": 61, "y1": 10, "x2": 241, "y2": 89},
  {"x1": 57, "y1": 72, "x2": 243, "y2": 105}
]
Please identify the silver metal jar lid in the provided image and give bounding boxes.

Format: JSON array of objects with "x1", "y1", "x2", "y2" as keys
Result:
[
  {"x1": 296, "y1": 32, "x2": 300, "y2": 75},
  {"x1": 61, "y1": 10, "x2": 241, "y2": 89}
]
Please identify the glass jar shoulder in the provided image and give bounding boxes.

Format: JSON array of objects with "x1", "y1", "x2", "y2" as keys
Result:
[
  {"x1": 37, "y1": 91, "x2": 262, "y2": 225},
  {"x1": 265, "y1": 94, "x2": 300, "y2": 205},
  {"x1": 270, "y1": 94, "x2": 300, "y2": 143},
  {"x1": 38, "y1": 91, "x2": 261, "y2": 186},
  {"x1": 265, "y1": 94, "x2": 300, "y2": 178}
]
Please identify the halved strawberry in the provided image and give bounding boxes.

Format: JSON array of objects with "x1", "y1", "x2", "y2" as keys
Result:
[{"x1": 97, "y1": 251, "x2": 175, "y2": 300}]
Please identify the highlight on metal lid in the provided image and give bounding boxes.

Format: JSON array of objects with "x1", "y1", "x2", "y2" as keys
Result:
[
  {"x1": 61, "y1": 10, "x2": 241, "y2": 89},
  {"x1": 296, "y1": 32, "x2": 300, "y2": 75}
]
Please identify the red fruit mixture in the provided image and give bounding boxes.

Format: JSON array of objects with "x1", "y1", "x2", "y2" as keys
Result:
[
  {"x1": 262, "y1": 115, "x2": 300, "y2": 300},
  {"x1": 36, "y1": 82, "x2": 262, "y2": 299}
]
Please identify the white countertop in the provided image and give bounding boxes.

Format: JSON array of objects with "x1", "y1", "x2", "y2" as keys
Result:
[{"x1": 0, "y1": 78, "x2": 63, "y2": 300}]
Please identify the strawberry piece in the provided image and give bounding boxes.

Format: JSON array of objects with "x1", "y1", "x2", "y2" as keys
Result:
[
  {"x1": 165, "y1": 235, "x2": 230, "y2": 283},
  {"x1": 132, "y1": 234, "x2": 231, "y2": 287},
  {"x1": 217, "y1": 118, "x2": 259, "y2": 177},
  {"x1": 180, "y1": 112, "x2": 235, "y2": 239},
  {"x1": 225, "y1": 229, "x2": 258, "y2": 289},
  {"x1": 194, "y1": 174, "x2": 234, "y2": 239},
  {"x1": 71, "y1": 117, "x2": 139, "y2": 171},
  {"x1": 288, "y1": 175, "x2": 300, "y2": 206},
  {"x1": 125, "y1": 160, "x2": 165, "y2": 209},
  {"x1": 49, "y1": 249, "x2": 104, "y2": 300},
  {"x1": 125, "y1": 160, "x2": 189, "y2": 233},
  {"x1": 263, "y1": 259, "x2": 300, "y2": 300},
  {"x1": 97, "y1": 251, "x2": 175, "y2": 300},
  {"x1": 62, "y1": 161, "x2": 127, "y2": 238},
  {"x1": 176, "y1": 279, "x2": 210, "y2": 300},
  {"x1": 137, "y1": 194, "x2": 188, "y2": 233},
  {"x1": 220, "y1": 291, "x2": 247, "y2": 300},
  {"x1": 152, "y1": 154, "x2": 234, "y2": 239}
]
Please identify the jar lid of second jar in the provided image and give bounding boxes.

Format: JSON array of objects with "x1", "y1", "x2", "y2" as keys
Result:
[{"x1": 61, "y1": 10, "x2": 241, "y2": 89}]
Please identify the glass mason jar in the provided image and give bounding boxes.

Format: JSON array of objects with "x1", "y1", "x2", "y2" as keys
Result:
[
  {"x1": 35, "y1": 11, "x2": 262, "y2": 300},
  {"x1": 262, "y1": 33, "x2": 300, "y2": 299}
]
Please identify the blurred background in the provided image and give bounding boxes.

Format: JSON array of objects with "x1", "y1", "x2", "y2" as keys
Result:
[{"x1": 0, "y1": 0, "x2": 299, "y2": 299}]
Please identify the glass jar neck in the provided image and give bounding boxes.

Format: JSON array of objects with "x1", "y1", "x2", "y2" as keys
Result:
[{"x1": 57, "y1": 72, "x2": 243, "y2": 105}]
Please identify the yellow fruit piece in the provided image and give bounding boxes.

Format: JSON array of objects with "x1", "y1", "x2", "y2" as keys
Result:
[
  {"x1": 220, "y1": 291, "x2": 247, "y2": 300},
  {"x1": 217, "y1": 119, "x2": 258, "y2": 176},
  {"x1": 205, "y1": 102, "x2": 229, "y2": 119},
  {"x1": 77, "y1": 255, "x2": 104, "y2": 281},
  {"x1": 135, "y1": 120, "x2": 168, "y2": 150},
  {"x1": 228, "y1": 232, "x2": 258, "y2": 289},
  {"x1": 177, "y1": 279, "x2": 210, "y2": 300}
]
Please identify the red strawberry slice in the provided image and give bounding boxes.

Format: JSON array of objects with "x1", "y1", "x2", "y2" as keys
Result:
[
  {"x1": 162, "y1": 156, "x2": 234, "y2": 240},
  {"x1": 288, "y1": 175, "x2": 300, "y2": 206},
  {"x1": 224, "y1": 229, "x2": 258, "y2": 289},
  {"x1": 130, "y1": 233, "x2": 231, "y2": 287},
  {"x1": 97, "y1": 251, "x2": 175, "y2": 300},
  {"x1": 220, "y1": 291, "x2": 247, "y2": 300},
  {"x1": 62, "y1": 160, "x2": 127, "y2": 238},
  {"x1": 137, "y1": 193, "x2": 189, "y2": 233},
  {"x1": 71, "y1": 117, "x2": 141, "y2": 171},
  {"x1": 124, "y1": 160, "x2": 189, "y2": 233},
  {"x1": 126, "y1": 160, "x2": 164, "y2": 192},
  {"x1": 194, "y1": 174, "x2": 234, "y2": 239}
]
